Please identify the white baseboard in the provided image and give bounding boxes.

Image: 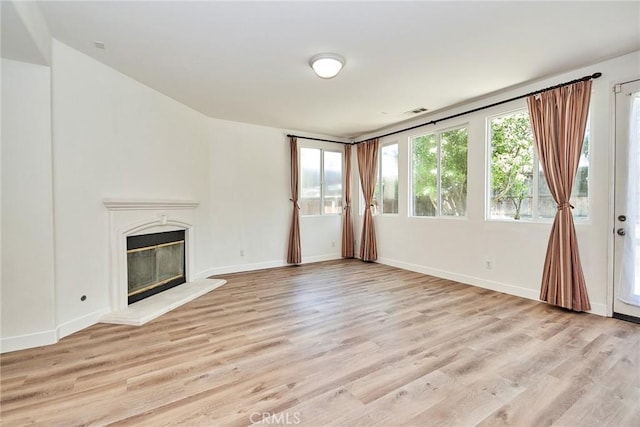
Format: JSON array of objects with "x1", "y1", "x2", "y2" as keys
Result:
[
  {"x1": 56, "y1": 308, "x2": 111, "y2": 340},
  {"x1": 196, "y1": 260, "x2": 286, "y2": 278},
  {"x1": 3, "y1": 309, "x2": 111, "y2": 353},
  {"x1": 301, "y1": 254, "x2": 343, "y2": 264},
  {"x1": 0, "y1": 329, "x2": 58, "y2": 354},
  {"x1": 588, "y1": 303, "x2": 607, "y2": 316},
  {"x1": 196, "y1": 254, "x2": 342, "y2": 278},
  {"x1": 377, "y1": 257, "x2": 607, "y2": 317}
]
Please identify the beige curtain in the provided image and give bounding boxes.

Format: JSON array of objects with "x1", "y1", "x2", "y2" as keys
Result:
[
  {"x1": 357, "y1": 139, "x2": 379, "y2": 261},
  {"x1": 527, "y1": 80, "x2": 592, "y2": 311},
  {"x1": 287, "y1": 136, "x2": 301, "y2": 264},
  {"x1": 342, "y1": 145, "x2": 355, "y2": 258}
]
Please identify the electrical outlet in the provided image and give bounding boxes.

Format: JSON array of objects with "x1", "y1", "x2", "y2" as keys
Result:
[
  {"x1": 331, "y1": 241, "x2": 336, "y2": 247},
  {"x1": 240, "y1": 249, "x2": 245, "y2": 257},
  {"x1": 485, "y1": 260, "x2": 493, "y2": 270}
]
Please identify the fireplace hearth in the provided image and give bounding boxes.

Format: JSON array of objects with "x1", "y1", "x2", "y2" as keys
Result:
[{"x1": 127, "y1": 230, "x2": 186, "y2": 304}]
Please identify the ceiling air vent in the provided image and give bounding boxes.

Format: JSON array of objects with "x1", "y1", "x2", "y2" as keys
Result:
[{"x1": 406, "y1": 107, "x2": 428, "y2": 115}]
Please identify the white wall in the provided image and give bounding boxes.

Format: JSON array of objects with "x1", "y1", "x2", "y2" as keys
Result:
[
  {"x1": 1, "y1": 58, "x2": 57, "y2": 351},
  {"x1": 201, "y1": 120, "x2": 343, "y2": 276},
  {"x1": 50, "y1": 40, "x2": 211, "y2": 335},
  {"x1": 354, "y1": 51, "x2": 640, "y2": 315}
]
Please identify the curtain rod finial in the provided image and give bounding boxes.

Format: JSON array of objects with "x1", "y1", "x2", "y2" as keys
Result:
[{"x1": 580, "y1": 72, "x2": 601, "y2": 82}]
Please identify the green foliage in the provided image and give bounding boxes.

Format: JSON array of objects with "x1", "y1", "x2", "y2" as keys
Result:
[
  {"x1": 412, "y1": 134, "x2": 438, "y2": 215},
  {"x1": 441, "y1": 128, "x2": 468, "y2": 215},
  {"x1": 490, "y1": 112, "x2": 533, "y2": 219},
  {"x1": 411, "y1": 112, "x2": 588, "y2": 221},
  {"x1": 412, "y1": 128, "x2": 468, "y2": 216}
]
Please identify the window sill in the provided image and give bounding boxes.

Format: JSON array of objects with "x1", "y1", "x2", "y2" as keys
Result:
[
  {"x1": 486, "y1": 217, "x2": 591, "y2": 225},
  {"x1": 408, "y1": 215, "x2": 468, "y2": 220}
]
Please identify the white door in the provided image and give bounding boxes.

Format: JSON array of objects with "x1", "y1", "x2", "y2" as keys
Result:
[{"x1": 613, "y1": 79, "x2": 640, "y2": 320}]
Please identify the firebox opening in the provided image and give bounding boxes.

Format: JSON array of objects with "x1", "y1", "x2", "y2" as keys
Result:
[{"x1": 127, "y1": 230, "x2": 186, "y2": 304}]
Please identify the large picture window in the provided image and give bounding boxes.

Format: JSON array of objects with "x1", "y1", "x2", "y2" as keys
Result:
[
  {"x1": 411, "y1": 127, "x2": 468, "y2": 217},
  {"x1": 488, "y1": 110, "x2": 589, "y2": 220},
  {"x1": 300, "y1": 147, "x2": 343, "y2": 215}
]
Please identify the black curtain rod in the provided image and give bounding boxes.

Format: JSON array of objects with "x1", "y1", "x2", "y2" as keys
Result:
[
  {"x1": 285, "y1": 134, "x2": 351, "y2": 145},
  {"x1": 355, "y1": 72, "x2": 602, "y2": 144},
  {"x1": 287, "y1": 71, "x2": 601, "y2": 146}
]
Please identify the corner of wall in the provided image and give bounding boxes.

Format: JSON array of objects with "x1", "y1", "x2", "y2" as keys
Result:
[
  {"x1": 56, "y1": 308, "x2": 111, "y2": 340},
  {"x1": 197, "y1": 253, "x2": 342, "y2": 279},
  {"x1": 5, "y1": 0, "x2": 52, "y2": 65}
]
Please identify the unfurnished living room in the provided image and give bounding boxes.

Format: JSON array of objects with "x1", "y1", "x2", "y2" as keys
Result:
[{"x1": 1, "y1": 1, "x2": 640, "y2": 426}]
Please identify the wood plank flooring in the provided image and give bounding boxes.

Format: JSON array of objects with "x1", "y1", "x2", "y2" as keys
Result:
[{"x1": 1, "y1": 259, "x2": 639, "y2": 426}]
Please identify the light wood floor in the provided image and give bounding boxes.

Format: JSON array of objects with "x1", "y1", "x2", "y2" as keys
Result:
[{"x1": 1, "y1": 260, "x2": 639, "y2": 426}]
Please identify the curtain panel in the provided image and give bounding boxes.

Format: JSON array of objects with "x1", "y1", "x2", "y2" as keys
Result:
[
  {"x1": 357, "y1": 139, "x2": 379, "y2": 261},
  {"x1": 287, "y1": 136, "x2": 301, "y2": 264},
  {"x1": 341, "y1": 144, "x2": 355, "y2": 258},
  {"x1": 527, "y1": 80, "x2": 592, "y2": 311}
]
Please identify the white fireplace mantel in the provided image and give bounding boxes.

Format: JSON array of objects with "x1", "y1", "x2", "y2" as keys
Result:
[
  {"x1": 103, "y1": 198, "x2": 200, "y2": 210},
  {"x1": 103, "y1": 198, "x2": 203, "y2": 318}
]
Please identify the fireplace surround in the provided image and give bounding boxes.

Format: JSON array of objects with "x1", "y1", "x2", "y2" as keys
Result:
[
  {"x1": 103, "y1": 199, "x2": 199, "y2": 313},
  {"x1": 101, "y1": 199, "x2": 226, "y2": 326}
]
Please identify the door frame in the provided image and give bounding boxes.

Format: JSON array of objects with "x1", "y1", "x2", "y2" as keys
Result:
[{"x1": 607, "y1": 76, "x2": 640, "y2": 317}]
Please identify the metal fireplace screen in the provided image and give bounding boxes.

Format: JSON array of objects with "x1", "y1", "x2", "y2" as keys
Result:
[{"x1": 126, "y1": 230, "x2": 185, "y2": 304}]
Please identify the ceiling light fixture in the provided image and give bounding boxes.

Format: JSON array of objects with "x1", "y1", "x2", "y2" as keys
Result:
[{"x1": 309, "y1": 53, "x2": 345, "y2": 79}]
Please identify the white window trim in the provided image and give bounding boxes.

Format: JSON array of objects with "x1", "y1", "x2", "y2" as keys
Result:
[
  {"x1": 377, "y1": 141, "x2": 399, "y2": 216},
  {"x1": 409, "y1": 124, "x2": 469, "y2": 219}
]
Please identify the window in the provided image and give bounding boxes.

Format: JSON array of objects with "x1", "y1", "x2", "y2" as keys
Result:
[
  {"x1": 373, "y1": 143, "x2": 399, "y2": 214},
  {"x1": 411, "y1": 127, "x2": 468, "y2": 217},
  {"x1": 300, "y1": 147, "x2": 343, "y2": 215},
  {"x1": 488, "y1": 110, "x2": 589, "y2": 220}
]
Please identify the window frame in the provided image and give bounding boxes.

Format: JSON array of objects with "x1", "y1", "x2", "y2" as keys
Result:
[
  {"x1": 485, "y1": 107, "x2": 591, "y2": 223},
  {"x1": 375, "y1": 141, "x2": 399, "y2": 215},
  {"x1": 409, "y1": 124, "x2": 469, "y2": 219},
  {"x1": 299, "y1": 146, "x2": 343, "y2": 217}
]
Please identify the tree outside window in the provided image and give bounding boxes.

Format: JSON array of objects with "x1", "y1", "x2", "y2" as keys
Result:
[
  {"x1": 489, "y1": 112, "x2": 534, "y2": 220},
  {"x1": 411, "y1": 127, "x2": 468, "y2": 217},
  {"x1": 489, "y1": 110, "x2": 589, "y2": 220}
]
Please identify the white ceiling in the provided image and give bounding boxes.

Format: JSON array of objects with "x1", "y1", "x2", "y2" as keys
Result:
[{"x1": 32, "y1": 1, "x2": 640, "y2": 139}]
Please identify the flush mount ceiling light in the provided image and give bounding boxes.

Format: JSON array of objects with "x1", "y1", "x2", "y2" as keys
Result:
[{"x1": 309, "y1": 53, "x2": 345, "y2": 79}]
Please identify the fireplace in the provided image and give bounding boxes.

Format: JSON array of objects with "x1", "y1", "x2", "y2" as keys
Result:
[
  {"x1": 103, "y1": 198, "x2": 199, "y2": 314},
  {"x1": 102, "y1": 199, "x2": 226, "y2": 326},
  {"x1": 127, "y1": 230, "x2": 186, "y2": 304}
]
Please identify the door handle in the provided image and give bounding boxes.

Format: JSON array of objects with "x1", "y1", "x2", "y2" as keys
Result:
[{"x1": 617, "y1": 228, "x2": 626, "y2": 236}]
